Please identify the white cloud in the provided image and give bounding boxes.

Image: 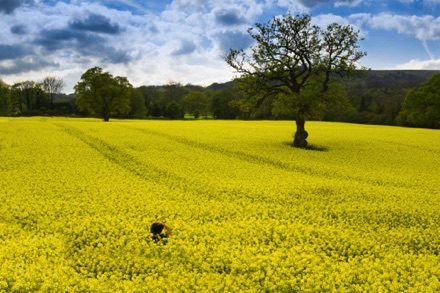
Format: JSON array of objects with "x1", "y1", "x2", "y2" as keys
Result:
[
  {"x1": 367, "y1": 13, "x2": 440, "y2": 41},
  {"x1": 394, "y1": 58, "x2": 440, "y2": 69},
  {"x1": 2, "y1": 0, "x2": 440, "y2": 92},
  {"x1": 134, "y1": 1, "x2": 262, "y2": 80},
  {"x1": 105, "y1": 0, "x2": 149, "y2": 13},
  {"x1": 1, "y1": 0, "x2": 261, "y2": 91},
  {"x1": 273, "y1": 0, "x2": 309, "y2": 13},
  {"x1": 313, "y1": 13, "x2": 350, "y2": 27},
  {"x1": 274, "y1": 0, "x2": 364, "y2": 11},
  {"x1": 335, "y1": 0, "x2": 363, "y2": 7},
  {"x1": 352, "y1": 13, "x2": 440, "y2": 62}
]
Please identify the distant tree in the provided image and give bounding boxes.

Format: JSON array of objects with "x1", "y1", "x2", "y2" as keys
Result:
[
  {"x1": 20, "y1": 81, "x2": 36, "y2": 112},
  {"x1": 10, "y1": 81, "x2": 48, "y2": 115},
  {"x1": 10, "y1": 83, "x2": 25, "y2": 114},
  {"x1": 137, "y1": 86, "x2": 155, "y2": 115},
  {"x1": 396, "y1": 74, "x2": 440, "y2": 129},
  {"x1": 33, "y1": 83, "x2": 49, "y2": 113},
  {"x1": 165, "y1": 101, "x2": 183, "y2": 119},
  {"x1": 136, "y1": 85, "x2": 164, "y2": 117},
  {"x1": 0, "y1": 80, "x2": 11, "y2": 115},
  {"x1": 43, "y1": 76, "x2": 65, "y2": 109},
  {"x1": 128, "y1": 88, "x2": 147, "y2": 119},
  {"x1": 74, "y1": 67, "x2": 132, "y2": 121},
  {"x1": 211, "y1": 89, "x2": 241, "y2": 119},
  {"x1": 182, "y1": 91, "x2": 210, "y2": 118},
  {"x1": 163, "y1": 81, "x2": 188, "y2": 104},
  {"x1": 225, "y1": 14, "x2": 366, "y2": 148}
]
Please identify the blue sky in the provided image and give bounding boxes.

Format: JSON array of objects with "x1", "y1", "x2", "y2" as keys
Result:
[{"x1": 1, "y1": 0, "x2": 440, "y2": 93}]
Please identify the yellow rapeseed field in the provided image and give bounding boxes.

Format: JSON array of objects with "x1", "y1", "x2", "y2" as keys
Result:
[{"x1": 1, "y1": 117, "x2": 439, "y2": 292}]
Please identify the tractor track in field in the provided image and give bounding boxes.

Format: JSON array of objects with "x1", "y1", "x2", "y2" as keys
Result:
[
  {"x1": 54, "y1": 123, "x2": 280, "y2": 202},
  {"x1": 119, "y1": 124, "x2": 423, "y2": 190},
  {"x1": 119, "y1": 124, "x2": 315, "y2": 175},
  {"x1": 54, "y1": 123, "x2": 195, "y2": 192},
  {"x1": 56, "y1": 122, "x2": 418, "y2": 193}
]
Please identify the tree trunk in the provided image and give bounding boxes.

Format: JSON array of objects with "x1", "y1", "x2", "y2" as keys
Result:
[
  {"x1": 293, "y1": 116, "x2": 308, "y2": 148},
  {"x1": 103, "y1": 112, "x2": 110, "y2": 122},
  {"x1": 103, "y1": 102, "x2": 110, "y2": 121}
]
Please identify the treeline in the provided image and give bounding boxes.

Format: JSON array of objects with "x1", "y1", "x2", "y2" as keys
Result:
[
  {"x1": 0, "y1": 79, "x2": 242, "y2": 120},
  {"x1": 327, "y1": 70, "x2": 440, "y2": 126},
  {"x1": 133, "y1": 82, "x2": 240, "y2": 120},
  {"x1": 238, "y1": 70, "x2": 440, "y2": 126},
  {"x1": 0, "y1": 70, "x2": 439, "y2": 128},
  {"x1": 0, "y1": 77, "x2": 70, "y2": 117}
]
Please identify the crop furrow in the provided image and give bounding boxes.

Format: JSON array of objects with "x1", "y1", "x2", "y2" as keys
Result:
[
  {"x1": 55, "y1": 123, "x2": 184, "y2": 187},
  {"x1": 120, "y1": 125, "x2": 422, "y2": 190},
  {"x1": 120, "y1": 125, "x2": 314, "y2": 174},
  {"x1": 54, "y1": 123, "x2": 237, "y2": 200}
]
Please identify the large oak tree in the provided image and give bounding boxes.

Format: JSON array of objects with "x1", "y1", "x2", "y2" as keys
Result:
[
  {"x1": 74, "y1": 67, "x2": 132, "y2": 121},
  {"x1": 226, "y1": 14, "x2": 366, "y2": 148}
]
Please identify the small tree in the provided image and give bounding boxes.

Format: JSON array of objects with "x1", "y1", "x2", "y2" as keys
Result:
[
  {"x1": 74, "y1": 67, "x2": 132, "y2": 121},
  {"x1": 226, "y1": 14, "x2": 366, "y2": 148},
  {"x1": 396, "y1": 74, "x2": 440, "y2": 129}
]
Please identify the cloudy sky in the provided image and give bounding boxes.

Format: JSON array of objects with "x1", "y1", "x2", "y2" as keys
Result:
[{"x1": 1, "y1": 0, "x2": 440, "y2": 93}]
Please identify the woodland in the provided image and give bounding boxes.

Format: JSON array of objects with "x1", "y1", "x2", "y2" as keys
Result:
[{"x1": 0, "y1": 70, "x2": 439, "y2": 129}]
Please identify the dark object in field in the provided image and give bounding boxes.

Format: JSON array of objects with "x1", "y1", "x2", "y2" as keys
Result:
[{"x1": 151, "y1": 221, "x2": 172, "y2": 242}]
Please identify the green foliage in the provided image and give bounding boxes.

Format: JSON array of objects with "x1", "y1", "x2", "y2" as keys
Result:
[
  {"x1": 74, "y1": 67, "x2": 132, "y2": 121},
  {"x1": 0, "y1": 80, "x2": 11, "y2": 115},
  {"x1": 225, "y1": 14, "x2": 366, "y2": 147},
  {"x1": 162, "y1": 81, "x2": 189, "y2": 104},
  {"x1": 397, "y1": 74, "x2": 440, "y2": 129},
  {"x1": 165, "y1": 101, "x2": 183, "y2": 119},
  {"x1": 127, "y1": 89, "x2": 147, "y2": 119},
  {"x1": 3, "y1": 68, "x2": 438, "y2": 128},
  {"x1": 182, "y1": 91, "x2": 210, "y2": 118},
  {"x1": 211, "y1": 89, "x2": 240, "y2": 119},
  {"x1": 136, "y1": 85, "x2": 165, "y2": 117},
  {"x1": 8, "y1": 81, "x2": 50, "y2": 115},
  {"x1": 271, "y1": 79, "x2": 350, "y2": 120}
]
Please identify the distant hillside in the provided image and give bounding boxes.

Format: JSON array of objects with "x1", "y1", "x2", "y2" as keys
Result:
[
  {"x1": 350, "y1": 70, "x2": 440, "y2": 89},
  {"x1": 205, "y1": 70, "x2": 440, "y2": 90},
  {"x1": 56, "y1": 70, "x2": 440, "y2": 99},
  {"x1": 205, "y1": 81, "x2": 236, "y2": 91}
]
